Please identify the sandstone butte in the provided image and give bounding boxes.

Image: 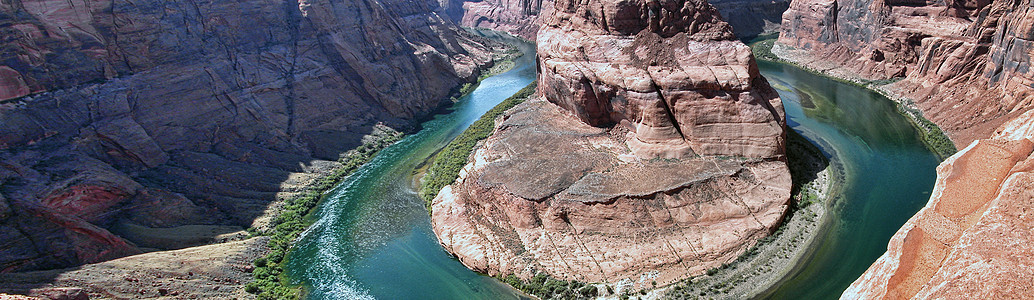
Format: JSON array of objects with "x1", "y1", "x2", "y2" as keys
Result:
[
  {"x1": 776, "y1": 0, "x2": 1034, "y2": 297},
  {"x1": 440, "y1": 0, "x2": 788, "y2": 41},
  {"x1": 430, "y1": 0, "x2": 792, "y2": 287},
  {"x1": 0, "y1": 0, "x2": 498, "y2": 278}
]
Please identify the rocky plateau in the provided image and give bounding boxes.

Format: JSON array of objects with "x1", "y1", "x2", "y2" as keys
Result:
[{"x1": 431, "y1": 0, "x2": 792, "y2": 287}]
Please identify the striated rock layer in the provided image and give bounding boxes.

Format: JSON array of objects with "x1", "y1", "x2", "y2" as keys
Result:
[
  {"x1": 844, "y1": 109, "x2": 1034, "y2": 299},
  {"x1": 538, "y1": 0, "x2": 787, "y2": 159},
  {"x1": 777, "y1": 0, "x2": 1034, "y2": 146},
  {"x1": 432, "y1": 0, "x2": 791, "y2": 286},
  {"x1": 444, "y1": 0, "x2": 787, "y2": 42},
  {"x1": 0, "y1": 0, "x2": 496, "y2": 272},
  {"x1": 444, "y1": 0, "x2": 553, "y2": 40},
  {"x1": 432, "y1": 99, "x2": 791, "y2": 285}
]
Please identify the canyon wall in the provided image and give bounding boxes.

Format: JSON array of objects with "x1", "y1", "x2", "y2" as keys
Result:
[
  {"x1": 843, "y1": 109, "x2": 1034, "y2": 299},
  {"x1": 0, "y1": 0, "x2": 495, "y2": 272},
  {"x1": 431, "y1": 0, "x2": 791, "y2": 287},
  {"x1": 777, "y1": 0, "x2": 1034, "y2": 146},
  {"x1": 779, "y1": 0, "x2": 1034, "y2": 296},
  {"x1": 444, "y1": 0, "x2": 788, "y2": 41},
  {"x1": 444, "y1": 0, "x2": 552, "y2": 40}
]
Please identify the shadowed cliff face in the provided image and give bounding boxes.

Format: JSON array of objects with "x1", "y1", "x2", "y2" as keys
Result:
[
  {"x1": 442, "y1": 0, "x2": 788, "y2": 41},
  {"x1": 431, "y1": 0, "x2": 791, "y2": 288},
  {"x1": 778, "y1": 0, "x2": 1034, "y2": 146},
  {"x1": 0, "y1": 0, "x2": 495, "y2": 272},
  {"x1": 442, "y1": 0, "x2": 553, "y2": 40}
]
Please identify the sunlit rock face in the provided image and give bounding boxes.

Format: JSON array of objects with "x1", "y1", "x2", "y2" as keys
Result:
[
  {"x1": 0, "y1": 0, "x2": 496, "y2": 272},
  {"x1": 432, "y1": 0, "x2": 791, "y2": 287},
  {"x1": 844, "y1": 109, "x2": 1034, "y2": 299},
  {"x1": 537, "y1": 0, "x2": 787, "y2": 159},
  {"x1": 778, "y1": 0, "x2": 1034, "y2": 146}
]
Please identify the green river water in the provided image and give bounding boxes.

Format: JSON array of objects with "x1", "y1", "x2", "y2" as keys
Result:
[{"x1": 286, "y1": 37, "x2": 941, "y2": 299}]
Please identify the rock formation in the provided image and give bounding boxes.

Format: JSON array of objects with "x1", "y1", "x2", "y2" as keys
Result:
[
  {"x1": 0, "y1": 0, "x2": 496, "y2": 273},
  {"x1": 777, "y1": 0, "x2": 1034, "y2": 146},
  {"x1": 843, "y1": 109, "x2": 1034, "y2": 299},
  {"x1": 431, "y1": 0, "x2": 791, "y2": 286},
  {"x1": 709, "y1": 0, "x2": 791, "y2": 39},
  {"x1": 444, "y1": 0, "x2": 553, "y2": 40},
  {"x1": 443, "y1": 0, "x2": 787, "y2": 41},
  {"x1": 538, "y1": 0, "x2": 787, "y2": 159},
  {"x1": 777, "y1": 0, "x2": 1034, "y2": 296}
]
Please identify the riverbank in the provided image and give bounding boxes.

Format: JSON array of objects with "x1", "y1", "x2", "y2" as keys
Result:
[
  {"x1": 244, "y1": 33, "x2": 526, "y2": 299},
  {"x1": 752, "y1": 35, "x2": 956, "y2": 160},
  {"x1": 656, "y1": 130, "x2": 842, "y2": 299},
  {"x1": 418, "y1": 82, "x2": 536, "y2": 208}
]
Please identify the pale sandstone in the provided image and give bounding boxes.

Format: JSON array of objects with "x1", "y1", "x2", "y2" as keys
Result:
[{"x1": 432, "y1": 98, "x2": 791, "y2": 286}]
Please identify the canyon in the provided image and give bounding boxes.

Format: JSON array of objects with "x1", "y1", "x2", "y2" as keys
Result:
[
  {"x1": 0, "y1": 0, "x2": 501, "y2": 295},
  {"x1": 843, "y1": 109, "x2": 1034, "y2": 299},
  {"x1": 442, "y1": 0, "x2": 787, "y2": 41},
  {"x1": 776, "y1": 0, "x2": 1034, "y2": 297},
  {"x1": 431, "y1": 0, "x2": 792, "y2": 287},
  {"x1": 0, "y1": 0, "x2": 1030, "y2": 297},
  {"x1": 778, "y1": 0, "x2": 1034, "y2": 147}
]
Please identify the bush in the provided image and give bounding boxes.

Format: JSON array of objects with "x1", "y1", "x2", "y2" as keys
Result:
[
  {"x1": 420, "y1": 82, "x2": 538, "y2": 208},
  {"x1": 494, "y1": 272, "x2": 593, "y2": 300},
  {"x1": 245, "y1": 130, "x2": 403, "y2": 299}
]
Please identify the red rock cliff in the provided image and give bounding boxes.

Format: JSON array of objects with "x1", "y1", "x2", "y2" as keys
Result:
[
  {"x1": 778, "y1": 0, "x2": 1034, "y2": 146},
  {"x1": 431, "y1": 0, "x2": 790, "y2": 287},
  {"x1": 0, "y1": 0, "x2": 496, "y2": 272},
  {"x1": 843, "y1": 109, "x2": 1034, "y2": 299}
]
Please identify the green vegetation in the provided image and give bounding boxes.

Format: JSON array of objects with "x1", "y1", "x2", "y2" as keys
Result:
[
  {"x1": 496, "y1": 273, "x2": 598, "y2": 299},
  {"x1": 419, "y1": 82, "x2": 538, "y2": 207},
  {"x1": 748, "y1": 32, "x2": 780, "y2": 61},
  {"x1": 448, "y1": 46, "x2": 523, "y2": 103},
  {"x1": 245, "y1": 129, "x2": 404, "y2": 299},
  {"x1": 663, "y1": 129, "x2": 830, "y2": 299},
  {"x1": 901, "y1": 106, "x2": 957, "y2": 160}
]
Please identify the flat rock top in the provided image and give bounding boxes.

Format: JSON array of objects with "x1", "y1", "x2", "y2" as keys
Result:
[{"x1": 477, "y1": 98, "x2": 749, "y2": 203}]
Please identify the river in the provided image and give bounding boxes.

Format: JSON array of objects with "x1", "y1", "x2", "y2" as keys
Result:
[
  {"x1": 757, "y1": 60, "x2": 940, "y2": 298},
  {"x1": 286, "y1": 37, "x2": 940, "y2": 299}
]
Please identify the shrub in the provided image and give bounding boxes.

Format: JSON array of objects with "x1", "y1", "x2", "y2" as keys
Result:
[
  {"x1": 420, "y1": 82, "x2": 538, "y2": 209},
  {"x1": 245, "y1": 130, "x2": 403, "y2": 299}
]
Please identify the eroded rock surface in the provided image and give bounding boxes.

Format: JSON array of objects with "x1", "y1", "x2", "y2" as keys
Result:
[
  {"x1": 778, "y1": 0, "x2": 1034, "y2": 146},
  {"x1": 432, "y1": 0, "x2": 791, "y2": 286},
  {"x1": 538, "y1": 0, "x2": 787, "y2": 159},
  {"x1": 432, "y1": 99, "x2": 791, "y2": 285},
  {"x1": 0, "y1": 0, "x2": 496, "y2": 272},
  {"x1": 444, "y1": 0, "x2": 553, "y2": 40},
  {"x1": 844, "y1": 109, "x2": 1034, "y2": 299},
  {"x1": 444, "y1": 0, "x2": 788, "y2": 41}
]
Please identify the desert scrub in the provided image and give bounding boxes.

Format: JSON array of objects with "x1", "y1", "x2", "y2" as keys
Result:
[
  {"x1": 497, "y1": 273, "x2": 598, "y2": 299},
  {"x1": 419, "y1": 82, "x2": 537, "y2": 208},
  {"x1": 245, "y1": 128, "x2": 403, "y2": 299}
]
